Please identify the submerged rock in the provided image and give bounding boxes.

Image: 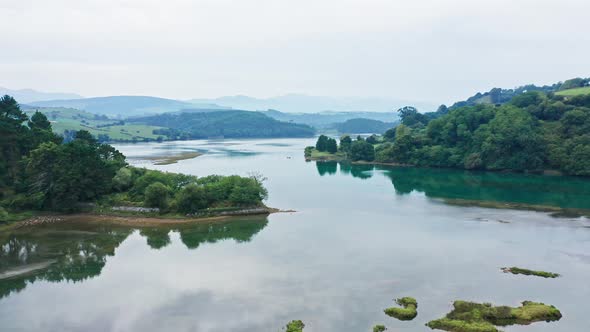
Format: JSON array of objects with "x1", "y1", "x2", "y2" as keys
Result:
[
  {"x1": 501, "y1": 267, "x2": 560, "y2": 278},
  {"x1": 384, "y1": 297, "x2": 418, "y2": 321}
]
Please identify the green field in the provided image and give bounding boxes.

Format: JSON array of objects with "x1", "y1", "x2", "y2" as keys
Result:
[
  {"x1": 25, "y1": 107, "x2": 165, "y2": 141},
  {"x1": 555, "y1": 86, "x2": 590, "y2": 96}
]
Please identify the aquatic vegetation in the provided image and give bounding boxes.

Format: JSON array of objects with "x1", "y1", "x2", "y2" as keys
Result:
[
  {"x1": 373, "y1": 324, "x2": 387, "y2": 332},
  {"x1": 384, "y1": 297, "x2": 418, "y2": 320},
  {"x1": 285, "y1": 320, "x2": 305, "y2": 332},
  {"x1": 426, "y1": 300, "x2": 562, "y2": 332},
  {"x1": 501, "y1": 267, "x2": 560, "y2": 278}
]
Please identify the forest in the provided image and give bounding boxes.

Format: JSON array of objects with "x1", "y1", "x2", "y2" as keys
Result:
[
  {"x1": 0, "y1": 96, "x2": 267, "y2": 222},
  {"x1": 308, "y1": 82, "x2": 590, "y2": 176},
  {"x1": 130, "y1": 110, "x2": 315, "y2": 139}
]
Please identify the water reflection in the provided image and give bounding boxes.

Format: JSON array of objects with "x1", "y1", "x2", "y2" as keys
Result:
[
  {"x1": 0, "y1": 225, "x2": 132, "y2": 299},
  {"x1": 0, "y1": 217, "x2": 268, "y2": 298},
  {"x1": 320, "y1": 162, "x2": 590, "y2": 210}
]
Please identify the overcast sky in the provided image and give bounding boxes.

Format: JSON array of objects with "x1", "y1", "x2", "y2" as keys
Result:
[{"x1": 1, "y1": 0, "x2": 588, "y2": 105}]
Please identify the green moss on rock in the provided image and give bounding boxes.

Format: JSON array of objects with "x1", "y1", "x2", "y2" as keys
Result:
[
  {"x1": 373, "y1": 324, "x2": 387, "y2": 332},
  {"x1": 384, "y1": 297, "x2": 418, "y2": 321},
  {"x1": 426, "y1": 300, "x2": 562, "y2": 332},
  {"x1": 501, "y1": 267, "x2": 560, "y2": 278},
  {"x1": 285, "y1": 320, "x2": 305, "y2": 332}
]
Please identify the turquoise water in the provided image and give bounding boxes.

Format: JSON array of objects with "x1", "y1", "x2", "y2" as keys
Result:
[{"x1": 1, "y1": 138, "x2": 589, "y2": 332}]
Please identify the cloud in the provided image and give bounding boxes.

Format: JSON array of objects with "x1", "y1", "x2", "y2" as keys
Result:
[{"x1": 1, "y1": 0, "x2": 589, "y2": 105}]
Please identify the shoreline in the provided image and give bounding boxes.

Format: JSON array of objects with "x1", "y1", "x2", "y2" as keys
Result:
[
  {"x1": 306, "y1": 156, "x2": 568, "y2": 176},
  {"x1": 8, "y1": 207, "x2": 293, "y2": 228}
]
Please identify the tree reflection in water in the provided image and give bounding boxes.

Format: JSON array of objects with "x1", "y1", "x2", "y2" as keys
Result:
[{"x1": 0, "y1": 216, "x2": 268, "y2": 298}]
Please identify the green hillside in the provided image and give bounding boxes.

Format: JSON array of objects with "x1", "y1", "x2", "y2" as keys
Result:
[
  {"x1": 28, "y1": 96, "x2": 197, "y2": 117},
  {"x1": 25, "y1": 107, "x2": 164, "y2": 142},
  {"x1": 130, "y1": 110, "x2": 316, "y2": 139},
  {"x1": 555, "y1": 86, "x2": 590, "y2": 96}
]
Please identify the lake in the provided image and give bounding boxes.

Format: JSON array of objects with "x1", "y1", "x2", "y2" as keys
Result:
[{"x1": 1, "y1": 138, "x2": 589, "y2": 332}]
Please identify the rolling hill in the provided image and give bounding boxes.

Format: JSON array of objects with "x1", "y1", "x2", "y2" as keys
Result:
[
  {"x1": 28, "y1": 96, "x2": 226, "y2": 117},
  {"x1": 555, "y1": 86, "x2": 590, "y2": 96},
  {"x1": 129, "y1": 110, "x2": 315, "y2": 139},
  {"x1": 24, "y1": 107, "x2": 164, "y2": 142},
  {"x1": 0, "y1": 87, "x2": 82, "y2": 104}
]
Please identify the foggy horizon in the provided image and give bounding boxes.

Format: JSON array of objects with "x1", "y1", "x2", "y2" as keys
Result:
[{"x1": 2, "y1": 0, "x2": 589, "y2": 106}]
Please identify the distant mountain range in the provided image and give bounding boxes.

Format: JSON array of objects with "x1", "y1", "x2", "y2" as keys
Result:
[
  {"x1": 21, "y1": 93, "x2": 432, "y2": 119},
  {"x1": 189, "y1": 94, "x2": 437, "y2": 113},
  {"x1": 0, "y1": 87, "x2": 82, "y2": 104},
  {"x1": 28, "y1": 96, "x2": 228, "y2": 117}
]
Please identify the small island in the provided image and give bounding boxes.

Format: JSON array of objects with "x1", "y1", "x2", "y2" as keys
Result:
[
  {"x1": 501, "y1": 267, "x2": 560, "y2": 278},
  {"x1": 0, "y1": 95, "x2": 270, "y2": 225},
  {"x1": 384, "y1": 297, "x2": 418, "y2": 321},
  {"x1": 426, "y1": 300, "x2": 562, "y2": 332},
  {"x1": 284, "y1": 320, "x2": 305, "y2": 332}
]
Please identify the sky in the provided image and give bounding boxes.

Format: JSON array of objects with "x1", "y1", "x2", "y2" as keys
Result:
[{"x1": 1, "y1": 0, "x2": 589, "y2": 105}]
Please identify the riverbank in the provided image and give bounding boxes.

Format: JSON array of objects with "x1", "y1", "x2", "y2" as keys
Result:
[
  {"x1": 4, "y1": 206, "x2": 291, "y2": 228},
  {"x1": 306, "y1": 154, "x2": 567, "y2": 175}
]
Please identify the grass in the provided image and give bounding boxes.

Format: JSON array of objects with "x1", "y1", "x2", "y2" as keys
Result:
[
  {"x1": 0, "y1": 207, "x2": 34, "y2": 224},
  {"x1": 25, "y1": 107, "x2": 165, "y2": 142},
  {"x1": 305, "y1": 148, "x2": 346, "y2": 161},
  {"x1": 384, "y1": 297, "x2": 418, "y2": 321},
  {"x1": 501, "y1": 267, "x2": 560, "y2": 278},
  {"x1": 426, "y1": 300, "x2": 562, "y2": 332},
  {"x1": 555, "y1": 86, "x2": 590, "y2": 96}
]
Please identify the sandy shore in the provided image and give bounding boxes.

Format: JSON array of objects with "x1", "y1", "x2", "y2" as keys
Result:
[{"x1": 12, "y1": 207, "x2": 296, "y2": 228}]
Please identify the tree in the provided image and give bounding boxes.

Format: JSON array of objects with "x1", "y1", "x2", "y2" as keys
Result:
[
  {"x1": 112, "y1": 167, "x2": 133, "y2": 191},
  {"x1": 383, "y1": 127, "x2": 396, "y2": 142},
  {"x1": 350, "y1": 140, "x2": 375, "y2": 161},
  {"x1": 176, "y1": 184, "x2": 208, "y2": 213},
  {"x1": 326, "y1": 137, "x2": 338, "y2": 153},
  {"x1": 315, "y1": 135, "x2": 329, "y2": 151},
  {"x1": 366, "y1": 134, "x2": 378, "y2": 144},
  {"x1": 339, "y1": 135, "x2": 352, "y2": 153},
  {"x1": 24, "y1": 132, "x2": 126, "y2": 211},
  {"x1": 398, "y1": 106, "x2": 428, "y2": 127},
  {"x1": 144, "y1": 182, "x2": 170, "y2": 209},
  {"x1": 28, "y1": 111, "x2": 51, "y2": 130}
]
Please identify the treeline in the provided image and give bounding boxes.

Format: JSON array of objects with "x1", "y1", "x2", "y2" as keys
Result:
[
  {"x1": 307, "y1": 89, "x2": 590, "y2": 176},
  {"x1": 107, "y1": 168, "x2": 267, "y2": 213},
  {"x1": 448, "y1": 77, "x2": 590, "y2": 110},
  {"x1": 334, "y1": 118, "x2": 394, "y2": 134},
  {"x1": 130, "y1": 110, "x2": 316, "y2": 139},
  {"x1": 0, "y1": 95, "x2": 267, "y2": 220}
]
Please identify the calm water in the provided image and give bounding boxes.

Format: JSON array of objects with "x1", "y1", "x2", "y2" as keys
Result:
[{"x1": 1, "y1": 138, "x2": 590, "y2": 332}]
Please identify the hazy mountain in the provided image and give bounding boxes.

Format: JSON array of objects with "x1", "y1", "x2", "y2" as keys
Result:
[
  {"x1": 129, "y1": 110, "x2": 315, "y2": 139},
  {"x1": 0, "y1": 87, "x2": 82, "y2": 104},
  {"x1": 28, "y1": 96, "x2": 226, "y2": 117},
  {"x1": 189, "y1": 94, "x2": 437, "y2": 113},
  {"x1": 261, "y1": 109, "x2": 398, "y2": 129}
]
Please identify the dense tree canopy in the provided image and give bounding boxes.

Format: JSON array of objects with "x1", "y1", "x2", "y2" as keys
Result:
[
  {"x1": 133, "y1": 111, "x2": 315, "y2": 139},
  {"x1": 372, "y1": 91, "x2": 590, "y2": 175},
  {"x1": 1, "y1": 95, "x2": 269, "y2": 219}
]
